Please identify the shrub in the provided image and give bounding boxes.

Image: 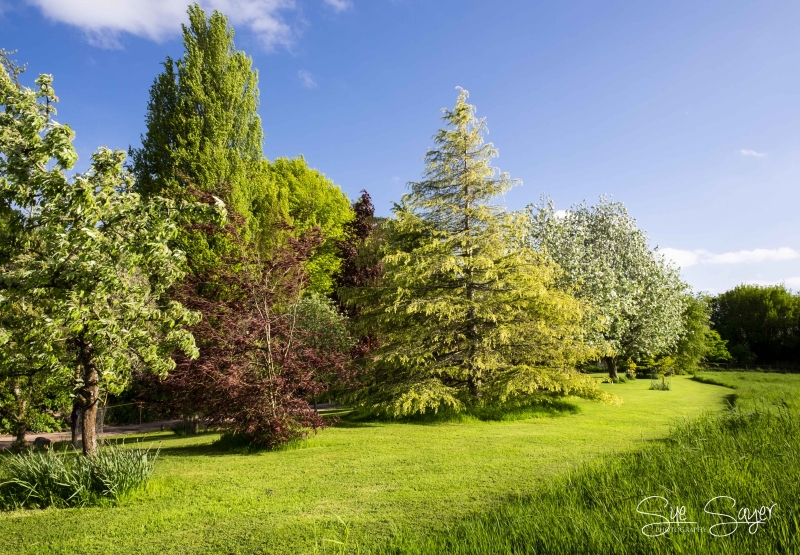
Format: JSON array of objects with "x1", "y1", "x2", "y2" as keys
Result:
[
  {"x1": 0, "y1": 442, "x2": 158, "y2": 510},
  {"x1": 650, "y1": 375, "x2": 672, "y2": 390}
]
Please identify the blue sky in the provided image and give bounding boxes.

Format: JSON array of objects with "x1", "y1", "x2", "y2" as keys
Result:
[{"x1": 2, "y1": 0, "x2": 799, "y2": 294}]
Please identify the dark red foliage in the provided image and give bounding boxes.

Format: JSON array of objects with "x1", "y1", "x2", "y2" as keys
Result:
[
  {"x1": 158, "y1": 225, "x2": 352, "y2": 448},
  {"x1": 329, "y1": 190, "x2": 383, "y2": 362},
  {"x1": 335, "y1": 191, "x2": 382, "y2": 291}
]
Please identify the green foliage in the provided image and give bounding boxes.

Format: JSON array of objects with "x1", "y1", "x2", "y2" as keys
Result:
[
  {"x1": 710, "y1": 284, "x2": 800, "y2": 364},
  {"x1": 129, "y1": 3, "x2": 267, "y2": 290},
  {"x1": 527, "y1": 197, "x2": 688, "y2": 373},
  {"x1": 664, "y1": 294, "x2": 730, "y2": 372},
  {"x1": 129, "y1": 6, "x2": 352, "y2": 293},
  {"x1": 0, "y1": 52, "x2": 209, "y2": 455},
  {"x1": 0, "y1": 443, "x2": 158, "y2": 509},
  {"x1": 295, "y1": 293, "x2": 354, "y2": 353},
  {"x1": 130, "y1": 4, "x2": 262, "y2": 218},
  {"x1": 704, "y1": 329, "x2": 733, "y2": 363},
  {"x1": 347, "y1": 89, "x2": 610, "y2": 416},
  {"x1": 649, "y1": 375, "x2": 672, "y2": 390},
  {"x1": 263, "y1": 157, "x2": 353, "y2": 293},
  {"x1": 670, "y1": 295, "x2": 710, "y2": 372},
  {"x1": 346, "y1": 396, "x2": 581, "y2": 424}
]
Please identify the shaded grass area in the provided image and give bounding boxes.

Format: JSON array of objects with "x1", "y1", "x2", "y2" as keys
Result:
[
  {"x1": 0, "y1": 377, "x2": 728, "y2": 555},
  {"x1": 367, "y1": 373, "x2": 800, "y2": 555},
  {"x1": 343, "y1": 396, "x2": 582, "y2": 424}
]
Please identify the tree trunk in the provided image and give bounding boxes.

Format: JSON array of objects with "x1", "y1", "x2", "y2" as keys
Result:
[
  {"x1": 76, "y1": 336, "x2": 100, "y2": 457},
  {"x1": 71, "y1": 403, "x2": 83, "y2": 450},
  {"x1": 79, "y1": 365, "x2": 100, "y2": 457},
  {"x1": 603, "y1": 356, "x2": 619, "y2": 380},
  {"x1": 11, "y1": 377, "x2": 28, "y2": 447}
]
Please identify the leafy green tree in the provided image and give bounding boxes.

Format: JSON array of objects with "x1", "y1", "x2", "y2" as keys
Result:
[
  {"x1": 0, "y1": 57, "x2": 209, "y2": 456},
  {"x1": 710, "y1": 284, "x2": 800, "y2": 364},
  {"x1": 129, "y1": 5, "x2": 352, "y2": 293},
  {"x1": 704, "y1": 329, "x2": 732, "y2": 363},
  {"x1": 264, "y1": 157, "x2": 353, "y2": 293},
  {"x1": 130, "y1": 3, "x2": 262, "y2": 212},
  {"x1": 669, "y1": 294, "x2": 730, "y2": 372},
  {"x1": 527, "y1": 197, "x2": 688, "y2": 379},
  {"x1": 129, "y1": 3, "x2": 266, "y2": 281},
  {"x1": 346, "y1": 89, "x2": 609, "y2": 416},
  {"x1": 0, "y1": 299, "x2": 71, "y2": 449}
]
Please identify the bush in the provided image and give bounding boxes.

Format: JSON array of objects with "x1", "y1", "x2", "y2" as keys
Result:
[
  {"x1": 650, "y1": 375, "x2": 672, "y2": 390},
  {"x1": 0, "y1": 442, "x2": 158, "y2": 510}
]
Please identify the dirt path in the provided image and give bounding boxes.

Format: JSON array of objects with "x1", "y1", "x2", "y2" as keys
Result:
[{"x1": 0, "y1": 420, "x2": 179, "y2": 451}]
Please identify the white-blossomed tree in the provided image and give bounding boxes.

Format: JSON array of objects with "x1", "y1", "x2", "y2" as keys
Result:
[
  {"x1": 527, "y1": 197, "x2": 688, "y2": 379},
  {"x1": 0, "y1": 52, "x2": 220, "y2": 456}
]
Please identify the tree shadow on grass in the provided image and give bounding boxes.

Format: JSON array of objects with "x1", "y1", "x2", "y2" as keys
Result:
[{"x1": 339, "y1": 397, "x2": 582, "y2": 426}]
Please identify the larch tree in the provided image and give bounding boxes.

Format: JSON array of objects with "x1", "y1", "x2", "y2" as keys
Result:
[
  {"x1": 0, "y1": 54, "x2": 210, "y2": 456},
  {"x1": 527, "y1": 197, "x2": 688, "y2": 379},
  {"x1": 347, "y1": 89, "x2": 609, "y2": 416}
]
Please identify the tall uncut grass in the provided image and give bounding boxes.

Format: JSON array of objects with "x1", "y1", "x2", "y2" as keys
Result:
[
  {"x1": 369, "y1": 408, "x2": 799, "y2": 554},
  {"x1": 0, "y1": 442, "x2": 158, "y2": 510}
]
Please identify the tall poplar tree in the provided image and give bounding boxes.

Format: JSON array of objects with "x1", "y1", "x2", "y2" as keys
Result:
[
  {"x1": 347, "y1": 89, "x2": 609, "y2": 416},
  {"x1": 130, "y1": 3, "x2": 265, "y2": 245}
]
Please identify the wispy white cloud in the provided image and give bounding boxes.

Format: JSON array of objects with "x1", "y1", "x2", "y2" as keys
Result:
[
  {"x1": 298, "y1": 69, "x2": 317, "y2": 88},
  {"x1": 25, "y1": 0, "x2": 297, "y2": 50},
  {"x1": 323, "y1": 0, "x2": 352, "y2": 11},
  {"x1": 740, "y1": 149, "x2": 767, "y2": 158},
  {"x1": 662, "y1": 247, "x2": 799, "y2": 268},
  {"x1": 746, "y1": 277, "x2": 800, "y2": 289}
]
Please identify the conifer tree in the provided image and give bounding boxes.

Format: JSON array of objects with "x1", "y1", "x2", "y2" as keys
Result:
[{"x1": 347, "y1": 89, "x2": 609, "y2": 416}]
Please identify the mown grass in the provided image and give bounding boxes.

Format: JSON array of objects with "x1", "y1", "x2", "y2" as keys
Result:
[
  {"x1": 0, "y1": 377, "x2": 728, "y2": 554},
  {"x1": 363, "y1": 372, "x2": 800, "y2": 554}
]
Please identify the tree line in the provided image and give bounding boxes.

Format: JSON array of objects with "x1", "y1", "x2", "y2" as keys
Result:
[{"x1": 1, "y1": 4, "x2": 784, "y2": 455}]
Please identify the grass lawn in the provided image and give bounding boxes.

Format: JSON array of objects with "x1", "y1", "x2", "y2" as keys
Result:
[
  {"x1": 693, "y1": 370, "x2": 800, "y2": 411},
  {"x1": 372, "y1": 372, "x2": 800, "y2": 554},
  {"x1": 0, "y1": 376, "x2": 729, "y2": 555}
]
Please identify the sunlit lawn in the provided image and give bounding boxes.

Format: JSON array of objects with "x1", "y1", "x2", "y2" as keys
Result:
[
  {"x1": 693, "y1": 370, "x2": 800, "y2": 411},
  {"x1": 0, "y1": 376, "x2": 729, "y2": 555}
]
